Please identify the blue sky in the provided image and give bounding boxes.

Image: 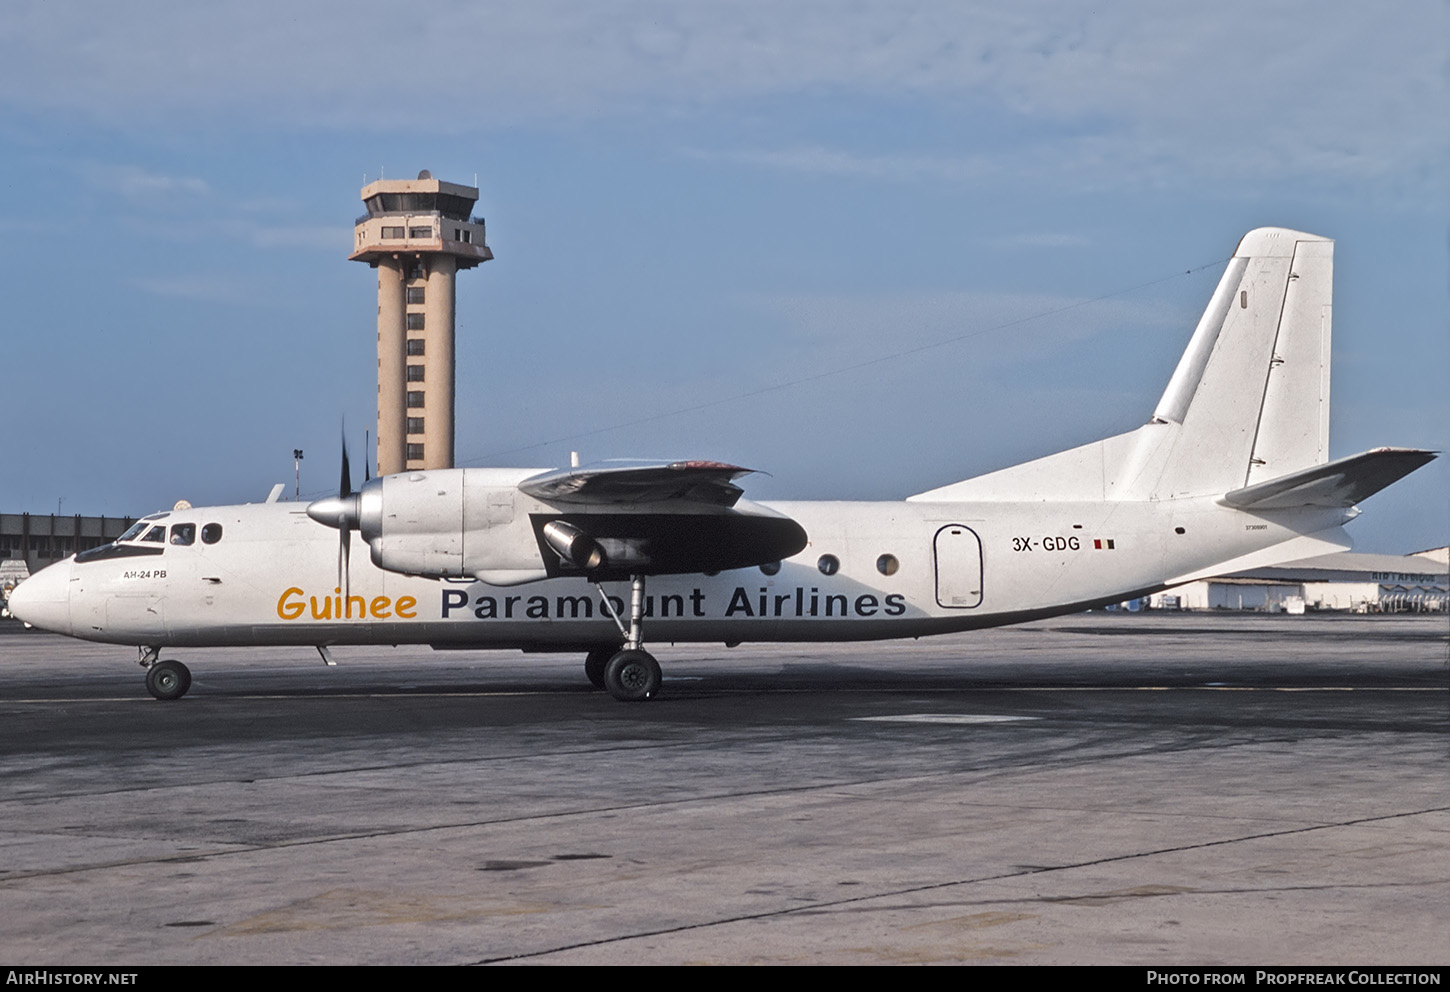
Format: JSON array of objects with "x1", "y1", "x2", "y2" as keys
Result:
[{"x1": 1, "y1": 1, "x2": 1446, "y2": 553}]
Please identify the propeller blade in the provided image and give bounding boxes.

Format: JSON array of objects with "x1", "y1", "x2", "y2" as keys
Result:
[
  {"x1": 339, "y1": 524, "x2": 351, "y2": 603},
  {"x1": 338, "y1": 425, "x2": 352, "y2": 598},
  {"x1": 306, "y1": 426, "x2": 363, "y2": 603},
  {"x1": 340, "y1": 427, "x2": 353, "y2": 499}
]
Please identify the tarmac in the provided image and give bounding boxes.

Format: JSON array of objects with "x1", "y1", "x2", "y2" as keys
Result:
[{"x1": 0, "y1": 612, "x2": 1445, "y2": 966}]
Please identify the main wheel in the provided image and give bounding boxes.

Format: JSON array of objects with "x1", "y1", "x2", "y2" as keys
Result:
[
  {"x1": 603, "y1": 649, "x2": 661, "y2": 702},
  {"x1": 584, "y1": 647, "x2": 615, "y2": 690},
  {"x1": 145, "y1": 659, "x2": 192, "y2": 701}
]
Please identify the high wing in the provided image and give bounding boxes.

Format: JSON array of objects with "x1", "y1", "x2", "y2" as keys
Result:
[
  {"x1": 518, "y1": 460, "x2": 804, "y2": 581},
  {"x1": 518, "y1": 459, "x2": 754, "y2": 507}
]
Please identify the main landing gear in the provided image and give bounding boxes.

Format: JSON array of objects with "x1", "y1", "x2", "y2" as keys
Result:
[
  {"x1": 139, "y1": 647, "x2": 192, "y2": 701},
  {"x1": 588, "y1": 575, "x2": 663, "y2": 702}
]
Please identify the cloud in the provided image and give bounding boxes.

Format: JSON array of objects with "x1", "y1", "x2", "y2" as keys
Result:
[
  {"x1": 70, "y1": 163, "x2": 211, "y2": 200},
  {"x1": 680, "y1": 145, "x2": 999, "y2": 184},
  {"x1": 1, "y1": 2, "x2": 1443, "y2": 193},
  {"x1": 988, "y1": 233, "x2": 1092, "y2": 249},
  {"x1": 113, "y1": 166, "x2": 210, "y2": 199},
  {"x1": 228, "y1": 221, "x2": 348, "y2": 251},
  {"x1": 739, "y1": 287, "x2": 1181, "y2": 373},
  {"x1": 132, "y1": 274, "x2": 252, "y2": 304}
]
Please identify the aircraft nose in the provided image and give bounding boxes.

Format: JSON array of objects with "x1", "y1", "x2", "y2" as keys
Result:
[{"x1": 6, "y1": 559, "x2": 72, "y2": 635}]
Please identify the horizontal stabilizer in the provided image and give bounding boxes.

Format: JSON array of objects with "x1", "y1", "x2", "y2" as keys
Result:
[
  {"x1": 1221, "y1": 448, "x2": 1436, "y2": 510},
  {"x1": 519, "y1": 460, "x2": 753, "y2": 507}
]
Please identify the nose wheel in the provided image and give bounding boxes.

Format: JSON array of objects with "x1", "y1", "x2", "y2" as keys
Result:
[
  {"x1": 144, "y1": 658, "x2": 192, "y2": 701},
  {"x1": 592, "y1": 575, "x2": 663, "y2": 702}
]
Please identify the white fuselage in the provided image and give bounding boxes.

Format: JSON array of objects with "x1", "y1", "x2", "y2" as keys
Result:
[{"x1": 16, "y1": 495, "x2": 1350, "y2": 651}]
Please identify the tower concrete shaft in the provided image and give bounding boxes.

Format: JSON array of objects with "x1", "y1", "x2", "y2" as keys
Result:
[{"x1": 351, "y1": 171, "x2": 492, "y2": 476}]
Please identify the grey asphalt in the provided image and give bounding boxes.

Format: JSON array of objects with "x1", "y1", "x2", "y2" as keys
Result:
[{"x1": 0, "y1": 612, "x2": 1445, "y2": 965}]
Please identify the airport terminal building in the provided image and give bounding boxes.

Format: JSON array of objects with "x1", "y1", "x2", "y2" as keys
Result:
[{"x1": 1, "y1": 512, "x2": 134, "y2": 574}]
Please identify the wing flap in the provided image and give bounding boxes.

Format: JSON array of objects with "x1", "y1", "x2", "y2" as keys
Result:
[{"x1": 1221, "y1": 448, "x2": 1436, "y2": 510}]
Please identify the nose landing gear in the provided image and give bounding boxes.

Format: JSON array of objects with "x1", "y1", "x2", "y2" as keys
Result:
[{"x1": 139, "y1": 647, "x2": 192, "y2": 701}]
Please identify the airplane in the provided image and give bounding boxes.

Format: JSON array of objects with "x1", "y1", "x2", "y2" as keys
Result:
[{"x1": 8, "y1": 227, "x2": 1435, "y2": 702}]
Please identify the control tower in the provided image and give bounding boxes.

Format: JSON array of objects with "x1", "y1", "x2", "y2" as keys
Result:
[{"x1": 351, "y1": 170, "x2": 493, "y2": 476}]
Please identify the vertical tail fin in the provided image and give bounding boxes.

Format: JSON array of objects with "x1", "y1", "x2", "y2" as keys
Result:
[
  {"x1": 908, "y1": 227, "x2": 1338, "y2": 506},
  {"x1": 1148, "y1": 227, "x2": 1333, "y2": 498}
]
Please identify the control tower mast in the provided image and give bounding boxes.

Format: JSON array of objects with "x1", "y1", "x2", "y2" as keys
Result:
[{"x1": 351, "y1": 170, "x2": 492, "y2": 476}]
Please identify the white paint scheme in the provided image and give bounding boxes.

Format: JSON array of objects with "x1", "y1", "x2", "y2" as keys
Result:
[{"x1": 8, "y1": 229, "x2": 1434, "y2": 695}]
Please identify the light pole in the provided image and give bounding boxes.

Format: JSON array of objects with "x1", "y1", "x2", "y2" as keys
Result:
[{"x1": 293, "y1": 449, "x2": 304, "y2": 500}]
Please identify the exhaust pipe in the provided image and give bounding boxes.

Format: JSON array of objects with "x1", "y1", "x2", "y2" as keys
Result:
[{"x1": 542, "y1": 521, "x2": 606, "y2": 571}]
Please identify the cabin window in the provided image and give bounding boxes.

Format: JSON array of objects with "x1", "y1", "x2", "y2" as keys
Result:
[
  {"x1": 817, "y1": 554, "x2": 839, "y2": 576},
  {"x1": 876, "y1": 554, "x2": 899, "y2": 576},
  {"x1": 202, "y1": 524, "x2": 223, "y2": 545},
  {"x1": 759, "y1": 561, "x2": 780, "y2": 576}
]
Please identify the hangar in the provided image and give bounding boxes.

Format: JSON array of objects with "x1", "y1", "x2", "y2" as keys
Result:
[{"x1": 1147, "y1": 548, "x2": 1449, "y2": 613}]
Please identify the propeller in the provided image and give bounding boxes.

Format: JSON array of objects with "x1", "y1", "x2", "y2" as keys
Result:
[{"x1": 306, "y1": 427, "x2": 362, "y2": 602}]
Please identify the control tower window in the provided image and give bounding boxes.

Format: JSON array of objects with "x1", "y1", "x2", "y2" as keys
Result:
[
  {"x1": 406, "y1": 391, "x2": 425, "y2": 408},
  {"x1": 406, "y1": 365, "x2": 425, "y2": 382},
  {"x1": 437, "y1": 194, "x2": 474, "y2": 220},
  {"x1": 406, "y1": 287, "x2": 426, "y2": 305},
  {"x1": 381, "y1": 226, "x2": 404, "y2": 239},
  {"x1": 406, "y1": 418, "x2": 425, "y2": 435},
  {"x1": 406, "y1": 313, "x2": 425, "y2": 330},
  {"x1": 406, "y1": 444, "x2": 425, "y2": 461},
  {"x1": 408, "y1": 226, "x2": 432, "y2": 239},
  {"x1": 406, "y1": 339, "x2": 425, "y2": 356}
]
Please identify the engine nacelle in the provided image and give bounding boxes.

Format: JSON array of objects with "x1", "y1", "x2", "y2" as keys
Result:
[
  {"x1": 330, "y1": 465, "x2": 807, "y2": 584},
  {"x1": 361, "y1": 468, "x2": 548, "y2": 579}
]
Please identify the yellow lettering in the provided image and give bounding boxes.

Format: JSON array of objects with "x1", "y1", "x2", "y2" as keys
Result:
[
  {"x1": 279, "y1": 588, "x2": 412, "y2": 621},
  {"x1": 277, "y1": 587, "x2": 305, "y2": 620}
]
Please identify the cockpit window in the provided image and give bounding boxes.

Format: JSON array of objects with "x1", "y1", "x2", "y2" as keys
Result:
[
  {"x1": 170, "y1": 524, "x2": 196, "y2": 546},
  {"x1": 201, "y1": 523, "x2": 223, "y2": 545},
  {"x1": 118, "y1": 522, "x2": 148, "y2": 542},
  {"x1": 140, "y1": 526, "x2": 166, "y2": 543}
]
